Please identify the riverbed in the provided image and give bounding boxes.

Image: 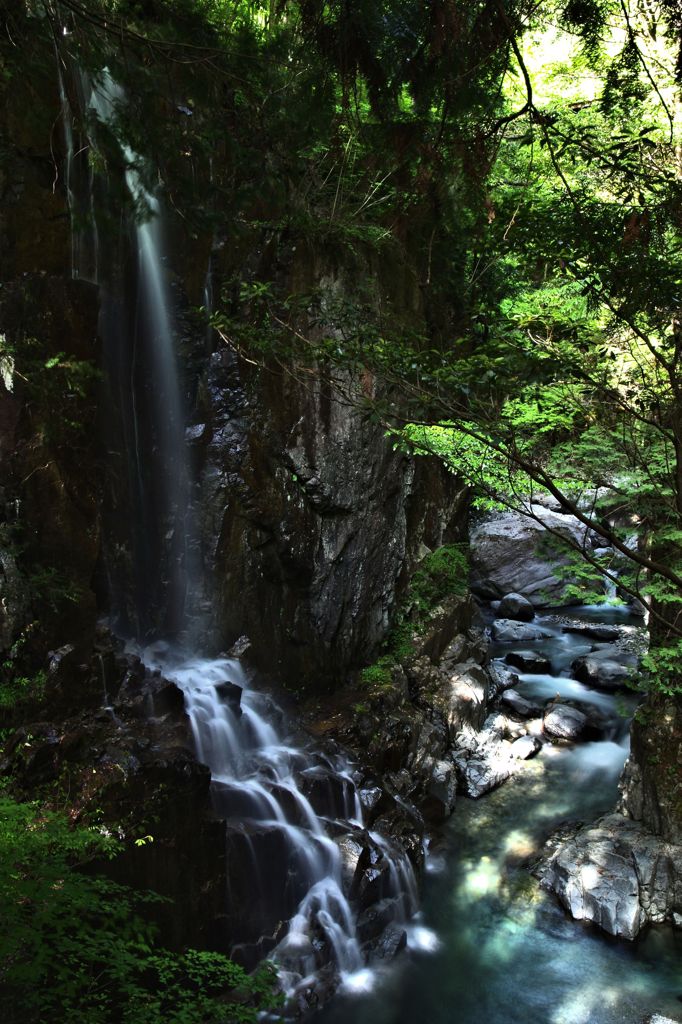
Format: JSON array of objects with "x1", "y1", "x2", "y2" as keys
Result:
[{"x1": 315, "y1": 608, "x2": 682, "y2": 1024}]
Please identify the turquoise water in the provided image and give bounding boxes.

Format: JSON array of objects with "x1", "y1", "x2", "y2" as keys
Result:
[{"x1": 315, "y1": 613, "x2": 682, "y2": 1024}]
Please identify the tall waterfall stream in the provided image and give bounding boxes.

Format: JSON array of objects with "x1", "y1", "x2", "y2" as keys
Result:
[{"x1": 59, "y1": 69, "x2": 681, "y2": 1021}]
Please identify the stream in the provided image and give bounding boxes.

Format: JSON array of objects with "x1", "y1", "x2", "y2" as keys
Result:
[{"x1": 314, "y1": 606, "x2": 682, "y2": 1024}]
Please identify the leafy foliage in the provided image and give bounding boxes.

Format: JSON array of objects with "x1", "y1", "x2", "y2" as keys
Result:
[
  {"x1": 361, "y1": 544, "x2": 468, "y2": 689},
  {"x1": 0, "y1": 795, "x2": 280, "y2": 1024}
]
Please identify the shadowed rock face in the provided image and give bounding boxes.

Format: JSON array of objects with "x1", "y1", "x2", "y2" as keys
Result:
[{"x1": 195, "y1": 348, "x2": 467, "y2": 689}]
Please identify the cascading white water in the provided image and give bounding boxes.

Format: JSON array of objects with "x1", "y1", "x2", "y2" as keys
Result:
[
  {"x1": 88, "y1": 74, "x2": 189, "y2": 562},
  {"x1": 142, "y1": 648, "x2": 417, "y2": 997}
]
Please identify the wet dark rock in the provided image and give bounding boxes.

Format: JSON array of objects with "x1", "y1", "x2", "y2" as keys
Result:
[
  {"x1": 571, "y1": 654, "x2": 633, "y2": 691},
  {"x1": 358, "y1": 785, "x2": 384, "y2": 820},
  {"x1": 498, "y1": 592, "x2": 535, "y2": 622},
  {"x1": 367, "y1": 922, "x2": 407, "y2": 961},
  {"x1": 543, "y1": 704, "x2": 588, "y2": 740},
  {"x1": 356, "y1": 897, "x2": 403, "y2": 943},
  {"x1": 300, "y1": 766, "x2": 350, "y2": 818},
  {"x1": 214, "y1": 680, "x2": 243, "y2": 716},
  {"x1": 492, "y1": 619, "x2": 551, "y2": 643},
  {"x1": 354, "y1": 861, "x2": 394, "y2": 910},
  {"x1": 505, "y1": 650, "x2": 552, "y2": 673},
  {"x1": 335, "y1": 832, "x2": 371, "y2": 892},
  {"x1": 152, "y1": 680, "x2": 187, "y2": 716},
  {"x1": 224, "y1": 823, "x2": 305, "y2": 945}
]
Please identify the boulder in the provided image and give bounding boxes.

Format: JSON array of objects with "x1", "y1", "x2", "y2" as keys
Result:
[
  {"x1": 543, "y1": 704, "x2": 588, "y2": 740},
  {"x1": 367, "y1": 922, "x2": 407, "y2": 961},
  {"x1": 500, "y1": 689, "x2": 544, "y2": 718},
  {"x1": 571, "y1": 655, "x2": 633, "y2": 691},
  {"x1": 510, "y1": 734, "x2": 540, "y2": 759},
  {"x1": 214, "y1": 680, "x2": 243, "y2": 716},
  {"x1": 491, "y1": 619, "x2": 551, "y2": 643},
  {"x1": 498, "y1": 592, "x2": 535, "y2": 621},
  {"x1": 356, "y1": 897, "x2": 403, "y2": 943},
  {"x1": 505, "y1": 650, "x2": 552, "y2": 673},
  {"x1": 452, "y1": 723, "x2": 517, "y2": 798},
  {"x1": 538, "y1": 813, "x2": 682, "y2": 940},
  {"x1": 470, "y1": 506, "x2": 591, "y2": 607}
]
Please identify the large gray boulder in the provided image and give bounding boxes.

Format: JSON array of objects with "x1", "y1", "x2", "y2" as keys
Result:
[
  {"x1": 498, "y1": 592, "x2": 535, "y2": 621},
  {"x1": 470, "y1": 506, "x2": 592, "y2": 607},
  {"x1": 539, "y1": 813, "x2": 682, "y2": 940},
  {"x1": 500, "y1": 688, "x2": 545, "y2": 718}
]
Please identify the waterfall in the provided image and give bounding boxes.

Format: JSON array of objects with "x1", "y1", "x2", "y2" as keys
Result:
[
  {"x1": 58, "y1": 68, "x2": 194, "y2": 636},
  {"x1": 143, "y1": 648, "x2": 417, "y2": 1001},
  {"x1": 58, "y1": 63, "x2": 419, "y2": 1003}
]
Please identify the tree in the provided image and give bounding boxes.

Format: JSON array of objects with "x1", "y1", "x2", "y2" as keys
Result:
[{"x1": 212, "y1": 0, "x2": 682, "y2": 694}]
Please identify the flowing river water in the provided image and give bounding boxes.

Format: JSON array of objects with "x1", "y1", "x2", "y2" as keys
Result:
[{"x1": 314, "y1": 607, "x2": 682, "y2": 1024}]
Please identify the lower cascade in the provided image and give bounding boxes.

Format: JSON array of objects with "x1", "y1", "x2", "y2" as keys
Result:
[{"x1": 142, "y1": 647, "x2": 420, "y2": 1005}]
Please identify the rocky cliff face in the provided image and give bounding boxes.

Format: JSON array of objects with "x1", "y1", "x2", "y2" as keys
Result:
[{"x1": 195, "y1": 346, "x2": 466, "y2": 688}]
